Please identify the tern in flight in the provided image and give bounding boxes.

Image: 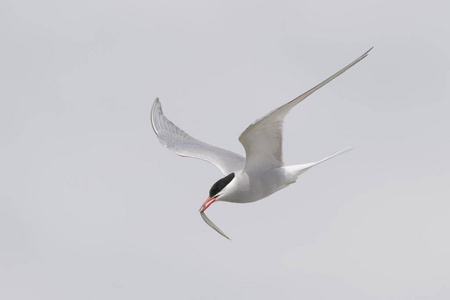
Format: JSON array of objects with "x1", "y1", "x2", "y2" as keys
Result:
[{"x1": 151, "y1": 48, "x2": 372, "y2": 239}]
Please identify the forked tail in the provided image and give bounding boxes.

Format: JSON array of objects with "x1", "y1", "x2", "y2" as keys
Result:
[
  {"x1": 312, "y1": 145, "x2": 352, "y2": 166},
  {"x1": 285, "y1": 146, "x2": 353, "y2": 180}
]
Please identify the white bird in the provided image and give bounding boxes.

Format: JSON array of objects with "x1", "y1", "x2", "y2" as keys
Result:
[{"x1": 151, "y1": 48, "x2": 372, "y2": 239}]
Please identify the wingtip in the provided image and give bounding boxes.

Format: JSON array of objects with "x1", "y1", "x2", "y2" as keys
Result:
[
  {"x1": 362, "y1": 47, "x2": 374, "y2": 57},
  {"x1": 150, "y1": 97, "x2": 162, "y2": 135}
]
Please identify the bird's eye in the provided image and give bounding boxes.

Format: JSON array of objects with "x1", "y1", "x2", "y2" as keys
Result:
[{"x1": 209, "y1": 173, "x2": 235, "y2": 197}]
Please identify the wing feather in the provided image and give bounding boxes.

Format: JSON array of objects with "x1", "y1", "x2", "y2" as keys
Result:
[
  {"x1": 151, "y1": 98, "x2": 245, "y2": 175},
  {"x1": 239, "y1": 48, "x2": 372, "y2": 172}
]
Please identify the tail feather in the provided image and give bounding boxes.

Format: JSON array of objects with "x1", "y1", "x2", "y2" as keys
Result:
[
  {"x1": 285, "y1": 146, "x2": 352, "y2": 180},
  {"x1": 314, "y1": 145, "x2": 353, "y2": 166}
]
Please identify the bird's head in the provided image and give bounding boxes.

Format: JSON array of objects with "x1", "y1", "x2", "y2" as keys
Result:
[
  {"x1": 199, "y1": 172, "x2": 235, "y2": 212},
  {"x1": 198, "y1": 172, "x2": 235, "y2": 239}
]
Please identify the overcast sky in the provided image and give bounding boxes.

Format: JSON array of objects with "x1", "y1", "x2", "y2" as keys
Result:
[{"x1": 1, "y1": 0, "x2": 450, "y2": 299}]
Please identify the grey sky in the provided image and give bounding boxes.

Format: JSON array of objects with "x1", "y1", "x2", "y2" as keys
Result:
[{"x1": 1, "y1": 0, "x2": 449, "y2": 299}]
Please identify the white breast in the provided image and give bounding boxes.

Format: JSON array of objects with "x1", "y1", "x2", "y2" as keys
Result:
[{"x1": 218, "y1": 168, "x2": 295, "y2": 203}]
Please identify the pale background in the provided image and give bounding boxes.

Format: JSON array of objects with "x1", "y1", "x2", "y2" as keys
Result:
[{"x1": 1, "y1": 0, "x2": 449, "y2": 299}]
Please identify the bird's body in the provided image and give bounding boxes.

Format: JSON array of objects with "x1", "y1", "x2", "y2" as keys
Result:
[
  {"x1": 219, "y1": 168, "x2": 292, "y2": 204},
  {"x1": 214, "y1": 147, "x2": 350, "y2": 204},
  {"x1": 151, "y1": 48, "x2": 372, "y2": 239}
]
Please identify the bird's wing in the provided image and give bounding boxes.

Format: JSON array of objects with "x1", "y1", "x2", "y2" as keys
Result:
[
  {"x1": 239, "y1": 48, "x2": 372, "y2": 172},
  {"x1": 151, "y1": 98, "x2": 245, "y2": 175}
]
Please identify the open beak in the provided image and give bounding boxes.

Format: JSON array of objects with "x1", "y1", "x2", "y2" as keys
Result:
[
  {"x1": 199, "y1": 196, "x2": 217, "y2": 213},
  {"x1": 199, "y1": 196, "x2": 231, "y2": 240}
]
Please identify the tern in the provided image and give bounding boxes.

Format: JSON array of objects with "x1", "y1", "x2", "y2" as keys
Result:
[{"x1": 151, "y1": 48, "x2": 372, "y2": 239}]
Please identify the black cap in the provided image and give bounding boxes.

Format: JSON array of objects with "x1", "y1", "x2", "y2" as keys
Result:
[{"x1": 209, "y1": 173, "x2": 235, "y2": 197}]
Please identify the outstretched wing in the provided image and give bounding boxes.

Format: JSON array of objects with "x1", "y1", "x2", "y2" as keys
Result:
[
  {"x1": 239, "y1": 48, "x2": 372, "y2": 172},
  {"x1": 151, "y1": 98, "x2": 245, "y2": 175}
]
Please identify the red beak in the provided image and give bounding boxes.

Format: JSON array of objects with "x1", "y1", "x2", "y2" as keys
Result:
[{"x1": 199, "y1": 196, "x2": 217, "y2": 213}]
